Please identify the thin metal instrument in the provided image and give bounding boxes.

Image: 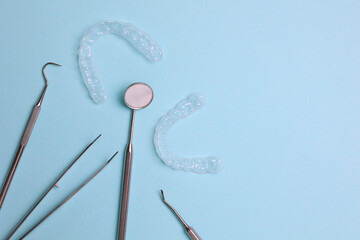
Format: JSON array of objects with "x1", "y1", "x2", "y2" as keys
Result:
[
  {"x1": 118, "y1": 82, "x2": 154, "y2": 240},
  {"x1": 0, "y1": 62, "x2": 61, "y2": 209},
  {"x1": 5, "y1": 134, "x2": 102, "y2": 240},
  {"x1": 161, "y1": 190, "x2": 202, "y2": 240},
  {"x1": 18, "y1": 151, "x2": 118, "y2": 240}
]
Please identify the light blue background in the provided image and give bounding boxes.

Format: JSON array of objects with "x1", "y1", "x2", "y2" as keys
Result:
[{"x1": 0, "y1": 0, "x2": 359, "y2": 239}]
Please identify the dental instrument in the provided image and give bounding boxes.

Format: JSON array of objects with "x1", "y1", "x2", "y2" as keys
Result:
[
  {"x1": 18, "y1": 151, "x2": 118, "y2": 240},
  {"x1": 118, "y1": 82, "x2": 154, "y2": 240},
  {"x1": 5, "y1": 134, "x2": 101, "y2": 240},
  {"x1": 0, "y1": 62, "x2": 61, "y2": 209},
  {"x1": 160, "y1": 190, "x2": 201, "y2": 240}
]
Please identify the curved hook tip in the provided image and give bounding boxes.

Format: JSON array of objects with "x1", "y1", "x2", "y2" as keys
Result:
[
  {"x1": 43, "y1": 62, "x2": 62, "y2": 69},
  {"x1": 161, "y1": 189, "x2": 165, "y2": 201},
  {"x1": 42, "y1": 62, "x2": 62, "y2": 86}
]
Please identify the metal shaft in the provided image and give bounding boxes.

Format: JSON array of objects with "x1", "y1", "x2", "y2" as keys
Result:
[
  {"x1": 160, "y1": 190, "x2": 202, "y2": 240},
  {"x1": 0, "y1": 62, "x2": 60, "y2": 209},
  {"x1": 0, "y1": 103, "x2": 40, "y2": 209},
  {"x1": 118, "y1": 109, "x2": 135, "y2": 240},
  {"x1": 5, "y1": 134, "x2": 101, "y2": 240},
  {"x1": 0, "y1": 145, "x2": 24, "y2": 209},
  {"x1": 18, "y1": 151, "x2": 118, "y2": 240},
  {"x1": 186, "y1": 227, "x2": 202, "y2": 240}
]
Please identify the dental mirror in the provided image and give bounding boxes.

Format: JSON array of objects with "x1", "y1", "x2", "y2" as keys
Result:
[
  {"x1": 118, "y1": 82, "x2": 153, "y2": 240},
  {"x1": 124, "y1": 82, "x2": 153, "y2": 110}
]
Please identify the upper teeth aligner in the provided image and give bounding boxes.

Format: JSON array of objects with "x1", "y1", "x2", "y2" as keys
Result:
[{"x1": 78, "y1": 21, "x2": 163, "y2": 104}]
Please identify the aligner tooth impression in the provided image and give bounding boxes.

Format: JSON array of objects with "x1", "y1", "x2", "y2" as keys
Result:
[
  {"x1": 78, "y1": 21, "x2": 163, "y2": 104},
  {"x1": 154, "y1": 93, "x2": 223, "y2": 174}
]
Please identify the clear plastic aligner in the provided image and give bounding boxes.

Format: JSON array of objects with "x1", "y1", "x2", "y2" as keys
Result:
[
  {"x1": 154, "y1": 93, "x2": 223, "y2": 174},
  {"x1": 78, "y1": 21, "x2": 163, "y2": 104}
]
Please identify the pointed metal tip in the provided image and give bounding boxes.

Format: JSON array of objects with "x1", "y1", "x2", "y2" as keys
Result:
[
  {"x1": 42, "y1": 62, "x2": 62, "y2": 87},
  {"x1": 42, "y1": 62, "x2": 62, "y2": 71},
  {"x1": 88, "y1": 134, "x2": 102, "y2": 146},
  {"x1": 94, "y1": 134, "x2": 102, "y2": 141},
  {"x1": 161, "y1": 189, "x2": 165, "y2": 201},
  {"x1": 45, "y1": 62, "x2": 62, "y2": 67},
  {"x1": 107, "y1": 151, "x2": 119, "y2": 164},
  {"x1": 55, "y1": 184, "x2": 59, "y2": 188}
]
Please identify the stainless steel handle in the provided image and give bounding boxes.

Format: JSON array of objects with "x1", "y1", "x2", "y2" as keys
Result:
[
  {"x1": 0, "y1": 104, "x2": 40, "y2": 209},
  {"x1": 0, "y1": 145, "x2": 25, "y2": 208},
  {"x1": 186, "y1": 227, "x2": 202, "y2": 240},
  {"x1": 21, "y1": 105, "x2": 41, "y2": 145},
  {"x1": 118, "y1": 143, "x2": 133, "y2": 240}
]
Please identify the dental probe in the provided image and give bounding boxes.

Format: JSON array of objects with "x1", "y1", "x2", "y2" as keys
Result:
[{"x1": 160, "y1": 190, "x2": 202, "y2": 240}]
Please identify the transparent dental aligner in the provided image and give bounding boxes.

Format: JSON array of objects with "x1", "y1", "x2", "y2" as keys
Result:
[
  {"x1": 154, "y1": 93, "x2": 223, "y2": 174},
  {"x1": 78, "y1": 21, "x2": 163, "y2": 104}
]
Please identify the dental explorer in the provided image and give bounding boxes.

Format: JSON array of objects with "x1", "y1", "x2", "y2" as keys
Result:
[
  {"x1": 118, "y1": 83, "x2": 154, "y2": 240},
  {"x1": 161, "y1": 190, "x2": 202, "y2": 240},
  {"x1": 0, "y1": 62, "x2": 61, "y2": 209}
]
